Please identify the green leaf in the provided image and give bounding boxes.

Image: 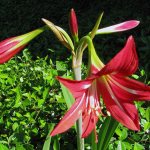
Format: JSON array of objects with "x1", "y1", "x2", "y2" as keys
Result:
[
  {"x1": 145, "y1": 108, "x2": 150, "y2": 121},
  {"x1": 134, "y1": 142, "x2": 145, "y2": 150},
  {"x1": 98, "y1": 117, "x2": 111, "y2": 150},
  {"x1": 90, "y1": 12, "x2": 103, "y2": 39},
  {"x1": 0, "y1": 74, "x2": 8, "y2": 79},
  {"x1": 60, "y1": 83, "x2": 75, "y2": 109},
  {"x1": 32, "y1": 128, "x2": 38, "y2": 134},
  {"x1": 117, "y1": 141, "x2": 126, "y2": 150},
  {"x1": 0, "y1": 143, "x2": 9, "y2": 150},
  {"x1": 42, "y1": 123, "x2": 55, "y2": 150},
  {"x1": 116, "y1": 128, "x2": 128, "y2": 140},
  {"x1": 12, "y1": 86, "x2": 22, "y2": 108},
  {"x1": 56, "y1": 61, "x2": 67, "y2": 71},
  {"x1": 123, "y1": 142, "x2": 132, "y2": 149},
  {"x1": 140, "y1": 69, "x2": 145, "y2": 76},
  {"x1": 43, "y1": 87, "x2": 50, "y2": 100},
  {"x1": 144, "y1": 122, "x2": 150, "y2": 131},
  {"x1": 91, "y1": 130, "x2": 97, "y2": 150},
  {"x1": 85, "y1": 130, "x2": 97, "y2": 150},
  {"x1": 81, "y1": 12, "x2": 103, "y2": 52},
  {"x1": 98, "y1": 116, "x2": 119, "y2": 150},
  {"x1": 53, "y1": 135, "x2": 60, "y2": 150},
  {"x1": 132, "y1": 74, "x2": 139, "y2": 79},
  {"x1": 38, "y1": 99, "x2": 45, "y2": 107},
  {"x1": 15, "y1": 142, "x2": 26, "y2": 150},
  {"x1": 12, "y1": 122, "x2": 19, "y2": 131}
]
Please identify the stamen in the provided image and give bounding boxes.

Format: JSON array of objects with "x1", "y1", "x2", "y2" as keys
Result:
[
  {"x1": 94, "y1": 127, "x2": 98, "y2": 143},
  {"x1": 107, "y1": 111, "x2": 111, "y2": 116},
  {"x1": 90, "y1": 95, "x2": 95, "y2": 108},
  {"x1": 95, "y1": 106, "x2": 100, "y2": 110},
  {"x1": 88, "y1": 109, "x2": 92, "y2": 115},
  {"x1": 78, "y1": 110, "x2": 82, "y2": 115},
  {"x1": 95, "y1": 110, "x2": 100, "y2": 117},
  {"x1": 93, "y1": 118, "x2": 98, "y2": 143}
]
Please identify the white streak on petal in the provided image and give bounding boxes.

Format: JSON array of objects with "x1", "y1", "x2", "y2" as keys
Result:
[{"x1": 109, "y1": 77, "x2": 137, "y2": 94}]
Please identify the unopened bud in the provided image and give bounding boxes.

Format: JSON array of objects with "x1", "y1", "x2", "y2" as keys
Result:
[{"x1": 69, "y1": 8, "x2": 78, "y2": 38}]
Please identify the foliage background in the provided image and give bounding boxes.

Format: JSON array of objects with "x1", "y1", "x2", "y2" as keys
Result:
[{"x1": 0, "y1": 0, "x2": 150, "y2": 149}]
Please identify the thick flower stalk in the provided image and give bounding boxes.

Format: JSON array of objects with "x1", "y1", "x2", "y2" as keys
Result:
[
  {"x1": 50, "y1": 36, "x2": 150, "y2": 141},
  {"x1": 0, "y1": 27, "x2": 45, "y2": 64}
]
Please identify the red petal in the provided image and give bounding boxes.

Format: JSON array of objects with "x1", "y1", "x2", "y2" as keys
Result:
[
  {"x1": 96, "y1": 20, "x2": 139, "y2": 34},
  {"x1": 115, "y1": 21, "x2": 139, "y2": 31},
  {"x1": 82, "y1": 110, "x2": 99, "y2": 138},
  {"x1": 57, "y1": 76, "x2": 94, "y2": 98},
  {"x1": 0, "y1": 45, "x2": 25, "y2": 64},
  {"x1": 50, "y1": 95, "x2": 86, "y2": 136},
  {"x1": 107, "y1": 102, "x2": 140, "y2": 131},
  {"x1": 0, "y1": 37, "x2": 19, "y2": 54},
  {"x1": 97, "y1": 36, "x2": 138, "y2": 76},
  {"x1": 82, "y1": 81, "x2": 101, "y2": 139},
  {"x1": 110, "y1": 75, "x2": 150, "y2": 101},
  {"x1": 98, "y1": 78, "x2": 140, "y2": 130}
]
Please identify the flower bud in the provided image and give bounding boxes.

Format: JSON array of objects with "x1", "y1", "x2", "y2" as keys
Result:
[
  {"x1": 0, "y1": 27, "x2": 45, "y2": 64},
  {"x1": 69, "y1": 8, "x2": 78, "y2": 38}
]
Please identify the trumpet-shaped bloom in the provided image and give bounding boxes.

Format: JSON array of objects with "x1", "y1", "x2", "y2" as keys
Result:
[
  {"x1": 0, "y1": 27, "x2": 45, "y2": 64},
  {"x1": 50, "y1": 36, "x2": 150, "y2": 139}
]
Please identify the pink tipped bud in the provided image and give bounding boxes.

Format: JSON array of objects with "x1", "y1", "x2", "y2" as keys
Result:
[
  {"x1": 0, "y1": 27, "x2": 45, "y2": 64},
  {"x1": 69, "y1": 8, "x2": 78, "y2": 37}
]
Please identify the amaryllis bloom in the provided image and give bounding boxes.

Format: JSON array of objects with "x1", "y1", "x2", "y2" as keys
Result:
[
  {"x1": 50, "y1": 36, "x2": 150, "y2": 140},
  {"x1": 69, "y1": 8, "x2": 78, "y2": 37},
  {"x1": 0, "y1": 27, "x2": 45, "y2": 64}
]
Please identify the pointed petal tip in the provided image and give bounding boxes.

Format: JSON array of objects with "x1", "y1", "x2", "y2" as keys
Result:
[
  {"x1": 41, "y1": 18, "x2": 45, "y2": 21},
  {"x1": 56, "y1": 76, "x2": 63, "y2": 82},
  {"x1": 133, "y1": 20, "x2": 140, "y2": 26},
  {"x1": 42, "y1": 18, "x2": 50, "y2": 25},
  {"x1": 136, "y1": 20, "x2": 140, "y2": 25},
  {"x1": 71, "y1": 8, "x2": 75, "y2": 12},
  {"x1": 56, "y1": 76, "x2": 59, "y2": 79},
  {"x1": 41, "y1": 18, "x2": 48, "y2": 23},
  {"x1": 126, "y1": 35, "x2": 135, "y2": 45},
  {"x1": 129, "y1": 123, "x2": 140, "y2": 131},
  {"x1": 128, "y1": 35, "x2": 134, "y2": 41},
  {"x1": 129, "y1": 20, "x2": 140, "y2": 26},
  {"x1": 56, "y1": 76, "x2": 64, "y2": 81},
  {"x1": 116, "y1": 20, "x2": 140, "y2": 30},
  {"x1": 42, "y1": 18, "x2": 53, "y2": 25}
]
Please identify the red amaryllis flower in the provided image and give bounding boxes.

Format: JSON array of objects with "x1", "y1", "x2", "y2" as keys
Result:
[
  {"x1": 50, "y1": 36, "x2": 150, "y2": 140},
  {"x1": 0, "y1": 27, "x2": 45, "y2": 64}
]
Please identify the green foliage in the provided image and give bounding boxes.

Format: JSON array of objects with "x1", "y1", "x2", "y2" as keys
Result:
[
  {"x1": 42, "y1": 123, "x2": 55, "y2": 150},
  {"x1": 0, "y1": 50, "x2": 68, "y2": 149}
]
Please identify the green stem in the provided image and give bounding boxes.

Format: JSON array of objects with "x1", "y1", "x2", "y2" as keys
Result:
[
  {"x1": 72, "y1": 36, "x2": 96, "y2": 150},
  {"x1": 73, "y1": 65, "x2": 84, "y2": 150}
]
